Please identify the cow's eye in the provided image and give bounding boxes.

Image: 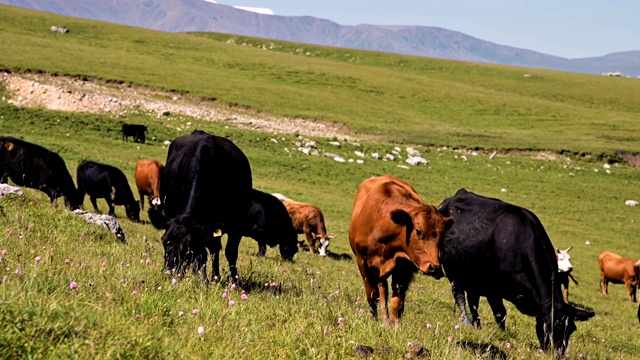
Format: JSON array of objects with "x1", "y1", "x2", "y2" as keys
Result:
[
  {"x1": 415, "y1": 229, "x2": 424, "y2": 239},
  {"x1": 432, "y1": 231, "x2": 438, "y2": 238}
]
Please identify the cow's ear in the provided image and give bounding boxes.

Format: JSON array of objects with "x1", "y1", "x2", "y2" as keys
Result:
[
  {"x1": 390, "y1": 209, "x2": 411, "y2": 226},
  {"x1": 444, "y1": 217, "x2": 454, "y2": 231}
]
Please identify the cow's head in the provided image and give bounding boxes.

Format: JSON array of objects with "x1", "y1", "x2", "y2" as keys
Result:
[
  {"x1": 556, "y1": 247, "x2": 573, "y2": 273},
  {"x1": 314, "y1": 233, "x2": 334, "y2": 256},
  {"x1": 161, "y1": 216, "x2": 204, "y2": 274},
  {"x1": 390, "y1": 205, "x2": 453, "y2": 279},
  {"x1": 125, "y1": 201, "x2": 141, "y2": 222},
  {"x1": 548, "y1": 304, "x2": 595, "y2": 358},
  {"x1": 278, "y1": 231, "x2": 299, "y2": 261}
]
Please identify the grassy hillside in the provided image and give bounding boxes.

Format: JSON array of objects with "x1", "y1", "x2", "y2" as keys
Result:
[
  {"x1": 1, "y1": 5, "x2": 640, "y2": 360},
  {"x1": 1, "y1": 5, "x2": 640, "y2": 156}
]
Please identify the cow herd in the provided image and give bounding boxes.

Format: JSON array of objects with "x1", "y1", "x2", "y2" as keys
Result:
[{"x1": 3, "y1": 130, "x2": 640, "y2": 358}]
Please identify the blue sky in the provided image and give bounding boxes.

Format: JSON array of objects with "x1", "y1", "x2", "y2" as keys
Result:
[{"x1": 217, "y1": 0, "x2": 639, "y2": 59}]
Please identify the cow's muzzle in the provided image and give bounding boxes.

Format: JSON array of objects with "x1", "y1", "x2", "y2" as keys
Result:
[{"x1": 424, "y1": 264, "x2": 444, "y2": 279}]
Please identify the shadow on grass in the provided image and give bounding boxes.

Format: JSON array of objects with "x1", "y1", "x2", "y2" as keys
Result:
[{"x1": 455, "y1": 340, "x2": 507, "y2": 360}]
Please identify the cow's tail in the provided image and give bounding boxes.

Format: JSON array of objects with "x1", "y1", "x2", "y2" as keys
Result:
[{"x1": 148, "y1": 207, "x2": 169, "y2": 230}]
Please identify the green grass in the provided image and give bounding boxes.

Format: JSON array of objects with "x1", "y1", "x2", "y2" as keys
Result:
[
  {"x1": 1, "y1": 5, "x2": 640, "y2": 156},
  {"x1": 1, "y1": 4, "x2": 640, "y2": 359}
]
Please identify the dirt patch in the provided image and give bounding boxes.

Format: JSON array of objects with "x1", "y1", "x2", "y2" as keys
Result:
[{"x1": 0, "y1": 71, "x2": 358, "y2": 141}]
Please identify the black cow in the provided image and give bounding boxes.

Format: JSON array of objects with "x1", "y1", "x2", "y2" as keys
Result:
[
  {"x1": 148, "y1": 130, "x2": 253, "y2": 283},
  {"x1": 0, "y1": 136, "x2": 82, "y2": 209},
  {"x1": 76, "y1": 160, "x2": 140, "y2": 222},
  {"x1": 245, "y1": 189, "x2": 298, "y2": 260},
  {"x1": 438, "y1": 189, "x2": 594, "y2": 358},
  {"x1": 121, "y1": 124, "x2": 147, "y2": 143}
]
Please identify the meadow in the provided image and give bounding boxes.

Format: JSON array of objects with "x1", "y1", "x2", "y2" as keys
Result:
[{"x1": 1, "y1": 5, "x2": 640, "y2": 359}]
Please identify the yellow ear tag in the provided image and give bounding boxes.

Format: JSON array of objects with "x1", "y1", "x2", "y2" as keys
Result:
[
  {"x1": 213, "y1": 229, "x2": 222, "y2": 237},
  {"x1": 5, "y1": 142, "x2": 14, "y2": 151}
]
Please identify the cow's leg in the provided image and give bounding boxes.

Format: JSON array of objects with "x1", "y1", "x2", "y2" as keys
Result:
[
  {"x1": 627, "y1": 282, "x2": 637, "y2": 302},
  {"x1": 208, "y1": 236, "x2": 222, "y2": 282},
  {"x1": 105, "y1": 198, "x2": 116, "y2": 217},
  {"x1": 389, "y1": 268, "x2": 412, "y2": 324},
  {"x1": 452, "y1": 281, "x2": 472, "y2": 326},
  {"x1": 257, "y1": 242, "x2": 267, "y2": 257},
  {"x1": 535, "y1": 315, "x2": 551, "y2": 352},
  {"x1": 466, "y1": 291, "x2": 481, "y2": 329},
  {"x1": 304, "y1": 228, "x2": 315, "y2": 254},
  {"x1": 600, "y1": 273, "x2": 608, "y2": 295},
  {"x1": 138, "y1": 189, "x2": 145, "y2": 210},
  {"x1": 356, "y1": 258, "x2": 379, "y2": 319},
  {"x1": 487, "y1": 296, "x2": 507, "y2": 330},
  {"x1": 378, "y1": 278, "x2": 390, "y2": 325},
  {"x1": 225, "y1": 233, "x2": 242, "y2": 283},
  {"x1": 90, "y1": 196, "x2": 101, "y2": 213}
]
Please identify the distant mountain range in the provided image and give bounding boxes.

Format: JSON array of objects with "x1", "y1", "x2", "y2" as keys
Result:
[{"x1": 3, "y1": 0, "x2": 639, "y2": 77}]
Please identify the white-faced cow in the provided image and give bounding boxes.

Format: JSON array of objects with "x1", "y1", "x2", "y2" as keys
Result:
[
  {"x1": 76, "y1": 160, "x2": 141, "y2": 222},
  {"x1": 438, "y1": 189, "x2": 595, "y2": 358},
  {"x1": 274, "y1": 195, "x2": 334, "y2": 256},
  {"x1": 148, "y1": 130, "x2": 252, "y2": 283},
  {"x1": 245, "y1": 189, "x2": 298, "y2": 260},
  {"x1": 556, "y1": 247, "x2": 578, "y2": 303},
  {"x1": 134, "y1": 159, "x2": 164, "y2": 210},
  {"x1": 598, "y1": 251, "x2": 640, "y2": 302},
  {"x1": 349, "y1": 174, "x2": 453, "y2": 325},
  {"x1": 0, "y1": 136, "x2": 82, "y2": 209}
]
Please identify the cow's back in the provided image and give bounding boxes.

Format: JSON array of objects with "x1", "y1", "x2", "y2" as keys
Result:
[
  {"x1": 135, "y1": 159, "x2": 163, "y2": 191},
  {"x1": 349, "y1": 175, "x2": 424, "y2": 251},
  {"x1": 161, "y1": 130, "x2": 252, "y2": 233}
]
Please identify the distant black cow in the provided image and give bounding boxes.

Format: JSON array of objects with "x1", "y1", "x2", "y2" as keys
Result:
[
  {"x1": 438, "y1": 189, "x2": 594, "y2": 358},
  {"x1": 245, "y1": 189, "x2": 298, "y2": 260},
  {"x1": 0, "y1": 136, "x2": 82, "y2": 209},
  {"x1": 76, "y1": 160, "x2": 140, "y2": 222},
  {"x1": 148, "y1": 130, "x2": 253, "y2": 283},
  {"x1": 121, "y1": 124, "x2": 147, "y2": 143}
]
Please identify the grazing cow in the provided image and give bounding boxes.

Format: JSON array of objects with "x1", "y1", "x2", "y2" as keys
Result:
[
  {"x1": 556, "y1": 247, "x2": 579, "y2": 303},
  {"x1": 76, "y1": 160, "x2": 140, "y2": 222},
  {"x1": 0, "y1": 136, "x2": 82, "y2": 209},
  {"x1": 134, "y1": 159, "x2": 164, "y2": 210},
  {"x1": 598, "y1": 251, "x2": 640, "y2": 302},
  {"x1": 349, "y1": 175, "x2": 453, "y2": 325},
  {"x1": 246, "y1": 189, "x2": 298, "y2": 260},
  {"x1": 438, "y1": 189, "x2": 594, "y2": 358},
  {"x1": 148, "y1": 130, "x2": 252, "y2": 283},
  {"x1": 121, "y1": 124, "x2": 147, "y2": 143},
  {"x1": 275, "y1": 195, "x2": 334, "y2": 256}
]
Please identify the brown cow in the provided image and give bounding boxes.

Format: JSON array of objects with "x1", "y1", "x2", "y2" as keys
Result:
[
  {"x1": 349, "y1": 175, "x2": 453, "y2": 325},
  {"x1": 134, "y1": 159, "x2": 164, "y2": 210},
  {"x1": 598, "y1": 251, "x2": 640, "y2": 302},
  {"x1": 273, "y1": 194, "x2": 334, "y2": 255}
]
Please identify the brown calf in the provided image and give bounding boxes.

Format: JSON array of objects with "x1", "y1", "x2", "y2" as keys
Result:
[
  {"x1": 275, "y1": 195, "x2": 333, "y2": 255},
  {"x1": 598, "y1": 251, "x2": 640, "y2": 302},
  {"x1": 349, "y1": 175, "x2": 453, "y2": 325},
  {"x1": 134, "y1": 159, "x2": 164, "y2": 210}
]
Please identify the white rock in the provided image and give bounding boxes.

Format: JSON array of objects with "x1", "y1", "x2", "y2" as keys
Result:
[
  {"x1": 356, "y1": 159, "x2": 364, "y2": 164},
  {"x1": 397, "y1": 165, "x2": 410, "y2": 169},
  {"x1": 328, "y1": 141, "x2": 341, "y2": 147},
  {"x1": 354, "y1": 151, "x2": 365, "y2": 157},
  {"x1": 625, "y1": 200, "x2": 639, "y2": 207},
  {"x1": 406, "y1": 156, "x2": 428, "y2": 166},
  {"x1": 501, "y1": 188, "x2": 507, "y2": 193},
  {"x1": 334, "y1": 157, "x2": 346, "y2": 162}
]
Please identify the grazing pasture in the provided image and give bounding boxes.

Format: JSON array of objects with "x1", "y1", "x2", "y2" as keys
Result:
[{"x1": 0, "y1": 5, "x2": 640, "y2": 359}]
